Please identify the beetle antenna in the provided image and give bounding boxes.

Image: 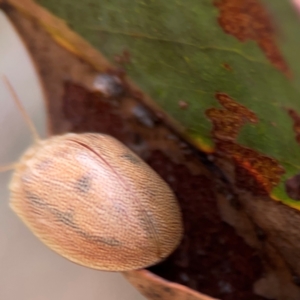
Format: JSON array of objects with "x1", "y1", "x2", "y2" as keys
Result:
[
  {"x1": 0, "y1": 163, "x2": 17, "y2": 172},
  {"x1": 2, "y1": 75, "x2": 40, "y2": 142}
]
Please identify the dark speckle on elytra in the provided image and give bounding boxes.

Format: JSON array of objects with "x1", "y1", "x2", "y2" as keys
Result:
[
  {"x1": 26, "y1": 191, "x2": 46, "y2": 207},
  {"x1": 162, "y1": 286, "x2": 173, "y2": 294},
  {"x1": 137, "y1": 213, "x2": 155, "y2": 239},
  {"x1": 24, "y1": 182, "x2": 121, "y2": 246},
  {"x1": 53, "y1": 209, "x2": 77, "y2": 229},
  {"x1": 121, "y1": 152, "x2": 141, "y2": 165},
  {"x1": 75, "y1": 175, "x2": 91, "y2": 193},
  {"x1": 51, "y1": 207, "x2": 122, "y2": 246},
  {"x1": 25, "y1": 190, "x2": 78, "y2": 230},
  {"x1": 137, "y1": 284, "x2": 145, "y2": 291},
  {"x1": 94, "y1": 237, "x2": 121, "y2": 247}
]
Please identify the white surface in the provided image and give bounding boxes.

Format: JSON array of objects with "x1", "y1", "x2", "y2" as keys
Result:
[{"x1": 0, "y1": 10, "x2": 145, "y2": 300}]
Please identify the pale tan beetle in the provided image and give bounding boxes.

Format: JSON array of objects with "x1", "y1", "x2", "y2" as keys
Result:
[{"x1": 1, "y1": 76, "x2": 183, "y2": 272}]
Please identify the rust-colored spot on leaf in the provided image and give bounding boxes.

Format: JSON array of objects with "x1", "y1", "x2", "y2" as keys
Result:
[
  {"x1": 206, "y1": 93, "x2": 257, "y2": 141},
  {"x1": 218, "y1": 141, "x2": 284, "y2": 195},
  {"x1": 222, "y1": 63, "x2": 232, "y2": 71},
  {"x1": 288, "y1": 109, "x2": 300, "y2": 144},
  {"x1": 214, "y1": 0, "x2": 291, "y2": 77},
  {"x1": 216, "y1": 93, "x2": 258, "y2": 122},
  {"x1": 206, "y1": 93, "x2": 285, "y2": 195}
]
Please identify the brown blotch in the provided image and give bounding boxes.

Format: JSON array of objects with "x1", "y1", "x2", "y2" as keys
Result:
[
  {"x1": 214, "y1": 0, "x2": 291, "y2": 77},
  {"x1": 206, "y1": 93, "x2": 284, "y2": 195},
  {"x1": 288, "y1": 109, "x2": 300, "y2": 144}
]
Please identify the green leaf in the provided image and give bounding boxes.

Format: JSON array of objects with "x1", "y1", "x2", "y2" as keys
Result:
[{"x1": 35, "y1": 0, "x2": 300, "y2": 208}]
